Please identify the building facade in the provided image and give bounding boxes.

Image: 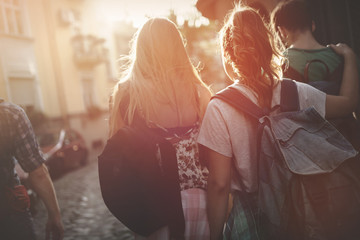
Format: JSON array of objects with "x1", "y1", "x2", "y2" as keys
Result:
[{"x1": 0, "y1": 0, "x2": 132, "y2": 156}]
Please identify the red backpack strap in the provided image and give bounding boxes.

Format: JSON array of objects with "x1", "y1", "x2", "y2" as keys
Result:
[
  {"x1": 327, "y1": 62, "x2": 344, "y2": 83},
  {"x1": 304, "y1": 59, "x2": 330, "y2": 83}
]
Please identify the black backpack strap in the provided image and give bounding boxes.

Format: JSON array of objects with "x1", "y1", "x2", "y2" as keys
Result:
[
  {"x1": 283, "y1": 64, "x2": 306, "y2": 83},
  {"x1": 212, "y1": 87, "x2": 266, "y2": 120},
  {"x1": 280, "y1": 79, "x2": 300, "y2": 112}
]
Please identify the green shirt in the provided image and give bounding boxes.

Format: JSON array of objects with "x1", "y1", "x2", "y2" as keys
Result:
[
  {"x1": 284, "y1": 46, "x2": 360, "y2": 118},
  {"x1": 284, "y1": 47, "x2": 343, "y2": 83}
]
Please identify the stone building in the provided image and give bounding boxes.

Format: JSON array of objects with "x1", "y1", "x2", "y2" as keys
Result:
[{"x1": 0, "y1": 0, "x2": 134, "y2": 156}]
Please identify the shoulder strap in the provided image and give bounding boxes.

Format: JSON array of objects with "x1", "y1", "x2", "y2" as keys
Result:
[
  {"x1": 211, "y1": 87, "x2": 266, "y2": 120},
  {"x1": 304, "y1": 59, "x2": 344, "y2": 84},
  {"x1": 280, "y1": 79, "x2": 300, "y2": 112},
  {"x1": 212, "y1": 80, "x2": 299, "y2": 121},
  {"x1": 283, "y1": 64, "x2": 306, "y2": 83},
  {"x1": 304, "y1": 59, "x2": 330, "y2": 83},
  {"x1": 327, "y1": 61, "x2": 344, "y2": 83}
]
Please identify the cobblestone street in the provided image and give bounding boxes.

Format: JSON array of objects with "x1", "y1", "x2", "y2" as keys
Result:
[{"x1": 33, "y1": 156, "x2": 135, "y2": 240}]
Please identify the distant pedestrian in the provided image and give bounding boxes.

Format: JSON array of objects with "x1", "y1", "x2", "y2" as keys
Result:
[
  {"x1": 0, "y1": 99, "x2": 64, "y2": 240},
  {"x1": 197, "y1": 5, "x2": 359, "y2": 240},
  {"x1": 108, "y1": 18, "x2": 212, "y2": 240}
]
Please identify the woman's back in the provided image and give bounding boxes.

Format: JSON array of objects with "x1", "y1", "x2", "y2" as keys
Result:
[{"x1": 145, "y1": 83, "x2": 210, "y2": 128}]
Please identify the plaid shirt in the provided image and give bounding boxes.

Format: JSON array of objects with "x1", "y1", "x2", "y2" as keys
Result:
[{"x1": 0, "y1": 99, "x2": 45, "y2": 187}]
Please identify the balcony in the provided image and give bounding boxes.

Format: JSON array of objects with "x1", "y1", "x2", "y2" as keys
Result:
[{"x1": 71, "y1": 34, "x2": 106, "y2": 69}]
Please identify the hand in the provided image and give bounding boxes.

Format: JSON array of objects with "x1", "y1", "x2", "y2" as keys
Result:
[
  {"x1": 45, "y1": 215, "x2": 64, "y2": 240},
  {"x1": 328, "y1": 43, "x2": 355, "y2": 58}
]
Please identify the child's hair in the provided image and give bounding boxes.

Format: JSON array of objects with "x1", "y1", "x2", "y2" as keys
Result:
[
  {"x1": 220, "y1": 5, "x2": 284, "y2": 108},
  {"x1": 271, "y1": 0, "x2": 312, "y2": 33},
  {"x1": 109, "y1": 18, "x2": 209, "y2": 136}
]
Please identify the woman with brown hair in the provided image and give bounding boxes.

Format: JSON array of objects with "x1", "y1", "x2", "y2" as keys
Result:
[{"x1": 197, "y1": 5, "x2": 358, "y2": 240}]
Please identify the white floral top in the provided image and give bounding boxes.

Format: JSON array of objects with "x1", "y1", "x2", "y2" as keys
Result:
[{"x1": 153, "y1": 122, "x2": 209, "y2": 191}]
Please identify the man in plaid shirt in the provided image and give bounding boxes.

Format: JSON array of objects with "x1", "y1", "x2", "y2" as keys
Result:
[{"x1": 0, "y1": 99, "x2": 64, "y2": 240}]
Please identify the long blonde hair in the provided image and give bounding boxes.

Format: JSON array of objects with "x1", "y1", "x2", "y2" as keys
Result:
[
  {"x1": 220, "y1": 5, "x2": 284, "y2": 108},
  {"x1": 109, "y1": 18, "x2": 210, "y2": 136}
]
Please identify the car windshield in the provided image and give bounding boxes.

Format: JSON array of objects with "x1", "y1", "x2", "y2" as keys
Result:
[{"x1": 37, "y1": 132, "x2": 60, "y2": 148}]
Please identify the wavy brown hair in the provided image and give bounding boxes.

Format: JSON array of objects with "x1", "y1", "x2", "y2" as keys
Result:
[{"x1": 220, "y1": 5, "x2": 284, "y2": 108}]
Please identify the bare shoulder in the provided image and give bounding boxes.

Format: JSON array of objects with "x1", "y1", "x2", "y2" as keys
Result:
[
  {"x1": 196, "y1": 83, "x2": 212, "y2": 101},
  {"x1": 196, "y1": 84, "x2": 212, "y2": 118}
]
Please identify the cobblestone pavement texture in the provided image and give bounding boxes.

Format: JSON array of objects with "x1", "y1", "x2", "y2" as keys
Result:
[{"x1": 33, "y1": 156, "x2": 135, "y2": 240}]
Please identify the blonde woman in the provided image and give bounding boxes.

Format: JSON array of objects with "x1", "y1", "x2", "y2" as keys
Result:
[
  {"x1": 109, "y1": 18, "x2": 211, "y2": 240},
  {"x1": 197, "y1": 6, "x2": 359, "y2": 240}
]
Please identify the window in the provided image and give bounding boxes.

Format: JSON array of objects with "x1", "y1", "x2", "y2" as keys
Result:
[
  {"x1": 0, "y1": 0, "x2": 25, "y2": 36},
  {"x1": 81, "y1": 75, "x2": 102, "y2": 117},
  {"x1": 103, "y1": 48, "x2": 116, "y2": 81},
  {"x1": 82, "y1": 77, "x2": 96, "y2": 110}
]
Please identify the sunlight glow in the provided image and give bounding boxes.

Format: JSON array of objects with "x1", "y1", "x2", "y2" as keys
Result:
[{"x1": 94, "y1": 0, "x2": 209, "y2": 27}]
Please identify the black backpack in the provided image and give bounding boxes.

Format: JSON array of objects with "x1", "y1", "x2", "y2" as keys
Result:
[
  {"x1": 213, "y1": 80, "x2": 360, "y2": 240},
  {"x1": 98, "y1": 123, "x2": 185, "y2": 238}
]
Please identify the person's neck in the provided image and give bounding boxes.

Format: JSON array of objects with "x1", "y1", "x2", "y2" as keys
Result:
[{"x1": 289, "y1": 31, "x2": 325, "y2": 50}]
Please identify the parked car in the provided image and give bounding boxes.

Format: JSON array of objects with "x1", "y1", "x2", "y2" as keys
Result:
[{"x1": 37, "y1": 128, "x2": 89, "y2": 178}]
